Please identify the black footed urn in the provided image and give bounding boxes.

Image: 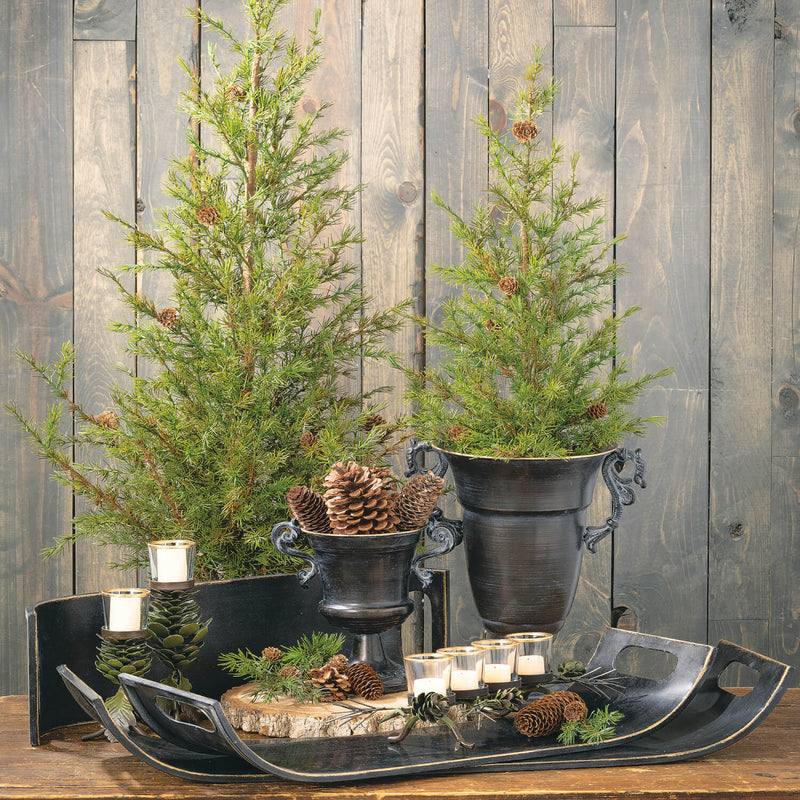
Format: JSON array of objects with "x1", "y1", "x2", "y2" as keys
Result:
[{"x1": 406, "y1": 441, "x2": 647, "y2": 636}]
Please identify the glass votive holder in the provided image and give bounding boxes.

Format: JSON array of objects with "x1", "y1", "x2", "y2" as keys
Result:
[
  {"x1": 404, "y1": 653, "x2": 452, "y2": 698},
  {"x1": 437, "y1": 646, "x2": 487, "y2": 698},
  {"x1": 101, "y1": 588, "x2": 150, "y2": 637},
  {"x1": 471, "y1": 638, "x2": 519, "y2": 687},
  {"x1": 148, "y1": 539, "x2": 196, "y2": 587},
  {"x1": 509, "y1": 631, "x2": 553, "y2": 682}
]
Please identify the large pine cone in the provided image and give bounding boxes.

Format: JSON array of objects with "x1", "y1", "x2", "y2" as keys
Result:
[
  {"x1": 323, "y1": 461, "x2": 399, "y2": 535},
  {"x1": 396, "y1": 471, "x2": 445, "y2": 531},
  {"x1": 514, "y1": 694, "x2": 565, "y2": 738},
  {"x1": 147, "y1": 589, "x2": 210, "y2": 678},
  {"x1": 287, "y1": 485, "x2": 331, "y2": 534},
  {"x1": 346, "y1": 662, "x2": 384, "y2": 700},
  {"x1": 308, "y1": 665, "x2": 351, "y2": 701},
  {"x1": 95, "y1": 638, "x2": 151, "y2": 685}
]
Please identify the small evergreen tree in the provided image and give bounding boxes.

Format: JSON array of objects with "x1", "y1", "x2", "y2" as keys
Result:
[
  {"x1": 7, "y1": 0, "x2": 406, "y2": 578},
  {"x1": 408, "y1": 55, "x2": 670, "y2": 459}
]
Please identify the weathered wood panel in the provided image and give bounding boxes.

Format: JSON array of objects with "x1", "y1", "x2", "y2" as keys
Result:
[
  {"x1": 708, "y1": 0, "x2": 774, "y2": 662},
  {"x1": 614, "y1": 0, "x2": 710, "y2": 645},
  {"x1": 551, "y1": 25, "x2": 615, "y2": 666},
  {"x1": 554, "y1": 0, "x2": 616, "y2": 27},
  {"x1": 73, "y1": 41, "x2": 137, "y2": 593},
  {"x1": 771, "y1": 2, "x2": 800, "y2": 671},
  {"x1": 73, "y1": 0, "x2": 135, "y2": 41},
  {"x1": 0, "y1": 0, "x2": 74, "y2": 696}
]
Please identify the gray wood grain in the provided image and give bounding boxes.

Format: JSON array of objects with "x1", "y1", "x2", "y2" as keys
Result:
[
  {"x1": 708, "y1": 0, "x2": 773, "y2": 663},
  {"x1": 0, "y1": 0, "x2": 74, "y2": 695},
  {"x1": 551, "y1": 25, "x2": 616, "y2": 667},
  {"x1": 73, "y1": 40, "x2": 137, "y2": 593},
  {"x1": 425, "y1": 0, "x2": 489, "y2": 645},
  {"x1": 74, "y1": 0, "x2": 136, "y2": 41},
  {"x1": 613, "y1": 0, "x2": 710, "y2": 646},
  {"x1": 554, "y1": 0, "x2": 615, "y2": 27}
]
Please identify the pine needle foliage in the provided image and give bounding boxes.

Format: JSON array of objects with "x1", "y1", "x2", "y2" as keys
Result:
[
  {"x1": 557, "y1": 705, "x2": 624, "y2": 745},
  {"x1": 407, "y1": 53, "x2": 670, "y2": 458},
  {"x1": 6, "y1": 0, "x2": 407, "y2": 578}
]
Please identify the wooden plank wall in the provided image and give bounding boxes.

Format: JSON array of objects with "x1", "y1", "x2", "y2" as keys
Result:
[{"x1": 1, "y1": 0, "x2": 798, "y2": 695}]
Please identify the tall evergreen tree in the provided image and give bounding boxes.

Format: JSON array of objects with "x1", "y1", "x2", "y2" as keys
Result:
[
  {"x1": 8, "y1": 0, "x2": 406, "y2": 578},
  {"x1": 407, "y1": 55, "x2": 670, "y2": 459}
]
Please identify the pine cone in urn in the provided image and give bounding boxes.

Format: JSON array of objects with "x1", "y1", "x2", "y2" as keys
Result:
[
  {"x1": 323, "y1": 461, "x2": 399, "y2": 534},
  {"x1": 287, "y1": 485, "x2": 331, "y2": 533},
  {"x1": 308, "y1": 665, "x2": 351, "y2": 701},
  {"x1": 396, "y1": 471, "x2": 445, "y2": 531},
  {"x1": 346, "y1": 662, "x2": 384, "y2": 700}
]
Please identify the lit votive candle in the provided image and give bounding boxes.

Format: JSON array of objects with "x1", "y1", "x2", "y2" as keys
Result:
[
  {"x1": 517, "y1": 654, "x2": 546, "y2": 675},
  {"x1": 148, "y1": 539, "x2": 196, "y2": 583},
  {"x1": 404, "y1": 653, "x2": 452, "y2": 697},
  {"x1": 102, "y1": 588, "x2": 150, "y2": 632},
  {"x1": 483, "y1": 662, "x2": 512, "y2": 683},
  {"x1": 471, "y1": 638, "x2": 518, "y2": 684},
  {"x1": 436, "y1": 645, "x2": 484, "y2": 693},
  {"x1": 509, "y1": 631, "x2": 553, "y2": 679},
  {"x1": 450, "y1": 669, "x2": 481, "y2": 691}
]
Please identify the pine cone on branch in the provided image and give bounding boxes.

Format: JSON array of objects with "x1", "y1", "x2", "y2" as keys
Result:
[
  {"x1": 287, "y1": 485, "x2": 331, "y2": 534},
  {"x1": 156, "y1": 307, "x2": 179, "y2": 329},
  {"x1": 323, "y1": 461, "x2": 399, "y2": 535},
  {"x1": 307, "y1": 665, "x2": 351, "y2": 701},
  {"x1": 396, "y1": 471, "x2": 445, "y2": 531},
  {"x1": 346, "y1": 662, "x2": 384, "y2": 700},
  {"x1": 261, "y1": 646, "x2": 282, "y2": 663},
  {"x1": 586, "y1": 402, "x2": 608, "y2": 420},
  {"x1": 95, "y1": 410, "x2": 119, "y2": 429}
]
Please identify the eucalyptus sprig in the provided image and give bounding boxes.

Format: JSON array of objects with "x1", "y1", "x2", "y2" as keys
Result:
[{"x1": 557, "y1": 705, "x2": 624, "y2": 745}]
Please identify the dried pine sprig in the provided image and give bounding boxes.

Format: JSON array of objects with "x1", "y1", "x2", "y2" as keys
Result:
[{"x1": 557, "y1": 705, "x2": 624, "y2": 745}]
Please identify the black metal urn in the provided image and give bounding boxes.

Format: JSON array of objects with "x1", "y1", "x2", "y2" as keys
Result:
[
  {"x1": 407, "y1": 441, "x2": 647, "y2": 636},
  {"x1": 271, "y1": 513, "x2": 462, "y2": 689}
]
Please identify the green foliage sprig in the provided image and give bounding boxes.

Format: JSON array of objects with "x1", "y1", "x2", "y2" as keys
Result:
[
  {"x1": 557, "y1": 705, "x2": 624, "y2": 745},
  {"x1": 407, "y1": 51, "x2": 670, "y2": 458},
  {"x1": 218, "y1": 631, "x2": 345, "y2": 703},
  {"x1": 6, "y1": 0, "x2": 407, "y2": 578}
]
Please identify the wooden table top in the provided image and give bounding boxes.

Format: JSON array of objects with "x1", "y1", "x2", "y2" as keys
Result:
[{"x1": 3, "y1": 691, "x2": 800, "y2": 799}]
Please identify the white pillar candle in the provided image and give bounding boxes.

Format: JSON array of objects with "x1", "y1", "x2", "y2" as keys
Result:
[
  {"x1": 517, "y1": 654, "x2": 546, "y2": 676},
  {"x1": 108, "y1": 593, "x2": 144, "y2": 631},
  {"x1": 450, "y1": 669, "x2": 480, "y2": 691},
  {"x1": 483, "y1": 662, "x2": 512, "y2": 683},
  {"x1": 412, "y1": 677, "x2": 448, "y2": 696},
  {"x1": 154, "y1": 546, "x2": 189, "y2": 582}
]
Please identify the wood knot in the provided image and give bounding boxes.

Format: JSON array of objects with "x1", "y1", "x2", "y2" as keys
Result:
[
  {"x1": 136, "y1": 198, "x2": 145, "y2": 213},
  {"x1": 488, "y1": 99, "x2": 507, "y2": 133},
  {"x1": 302, "y1": 98, "x2": 318, "y2": 115},
  {"x1": 397, "y1": 181, "x2": 418, "y2": 203},
  {"x1": 728, "y1": 522, "x2": 744, "y2": 539},
  {"x1": 792, "y1": 110, "x2": 800, "y2": 136},
  {"x1": 778, "y1": 384, "x2": 800, "y2": 417}
]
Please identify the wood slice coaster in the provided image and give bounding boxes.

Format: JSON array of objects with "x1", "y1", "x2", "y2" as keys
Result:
[{"x1": 221, "y1": 683, "x2": 470, "y2": 739}]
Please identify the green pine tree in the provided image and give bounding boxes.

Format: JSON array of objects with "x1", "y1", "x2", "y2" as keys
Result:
[
  {"x1": 7, "y1": 0, "x2": 407, "y2": 578},
  {"x1": 407, "y1": 53, "x2": 670, "y2": 459}
]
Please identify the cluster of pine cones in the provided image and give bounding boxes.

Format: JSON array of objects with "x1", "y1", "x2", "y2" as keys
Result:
[
  {"x1": 287, "y1": 461, "x2": 445, "y2": 535},
  {"x1": 262, "y1": 647, "x2": 384, "y2": 702},
  {"x1": 513, "y1": 690, "x2": 587, "y2": 738}
]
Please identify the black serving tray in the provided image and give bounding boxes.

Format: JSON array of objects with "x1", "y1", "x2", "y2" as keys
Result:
[{"x1": 57, "y1": 635, "x2": 793, "y2": 784}]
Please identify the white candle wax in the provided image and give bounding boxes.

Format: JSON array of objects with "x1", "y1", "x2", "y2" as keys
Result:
[
  {"x1": 412, "y1": 677, "x2": 448, "y2": 696},
  {"x1": 155, "y1": 547, "x2": 189, "y2": 582},
  {"x1": 517, "y1": 654, "x2": 546, "y2": 675},
  {"x1": 483, "y1": 662, "x2": 512, "y2": 683},
  {"x1": 108, "y1": 594, "x2": 143, "y2": 631},
  {"x1": 450, "y1": 669, "x2": 480, "y2": 691}
]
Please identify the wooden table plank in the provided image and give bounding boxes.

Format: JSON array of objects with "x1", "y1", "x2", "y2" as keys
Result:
[{"x1": 2, "y1": 691, "x2": 799, "y2": 798}]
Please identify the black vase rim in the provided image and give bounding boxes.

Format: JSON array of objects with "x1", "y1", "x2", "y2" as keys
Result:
[
  {"x1": 431, "y1": 444, "x2": 618, "y2": 463},
  {"x1": 302, "y1": 528, "x2": 423, "y2": 538}
]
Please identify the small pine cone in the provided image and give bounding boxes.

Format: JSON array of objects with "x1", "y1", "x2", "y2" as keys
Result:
[
  {"x1": 512, "y1": 119, "x2": 539, "y2": 142},
  {"x1": 547, "y1": 690, "x2": 584, "y2": 712},
  {"x1": 196, "y1": 205, "x2": 221, "y2": 226},
  {"x1": 498, "y1": 276, "x2": 519, "y2": 296},
  {"x1": 363, "y1": 413, "x2": 386, "y2": 431},
  {"x1": 396, "y1": 471, "x2": 445, "y2": 531},
  {"x1": 325, "y1": 654, "x2": 349, "y2": 672},
  {"x1": 486, "y1": 317, "x2": 501, "y2": 332},
  {"x1": 95, "y1": 410, "x2": 119, "y2": 429},
  {"x1": 226, "y1": 84, "x2": 247, "y2": 101},
  {"x1": 563, "y1": 698, "x2": 588, "y2": 722},
  {"x1": 308, "y1": 665, "x2": 351, "y2": 701},
  {"x1": 448, "y1": 423, "x2": 468, "y2": 442},
  {"x1": 287, "y1": 485, "x2": 331, "y2": 534},
  {"x1": 280, "y1": 665, "x2": 301, "y2": 680},
  {"x1": 323, "y1": 461, "x2": 399, "y2": 535},
  {"x1": 514, "y1": 695, "x2": 564, "y2": 738},
  {"x1": 299, "y1": 430, "x2": 318, "y2": 449},
  {"x1": 346, "y1": 662, "x2": 384, "y2": 700},
  {"x1": 261, "y1": 646, "x2": 282, "y2": 663},
  {"x1": 587, "y1": 402, "x2": 608, "y2": 420},
  {"x1": 156, "y1": 307, "x2": 180, "y2": 329}
]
